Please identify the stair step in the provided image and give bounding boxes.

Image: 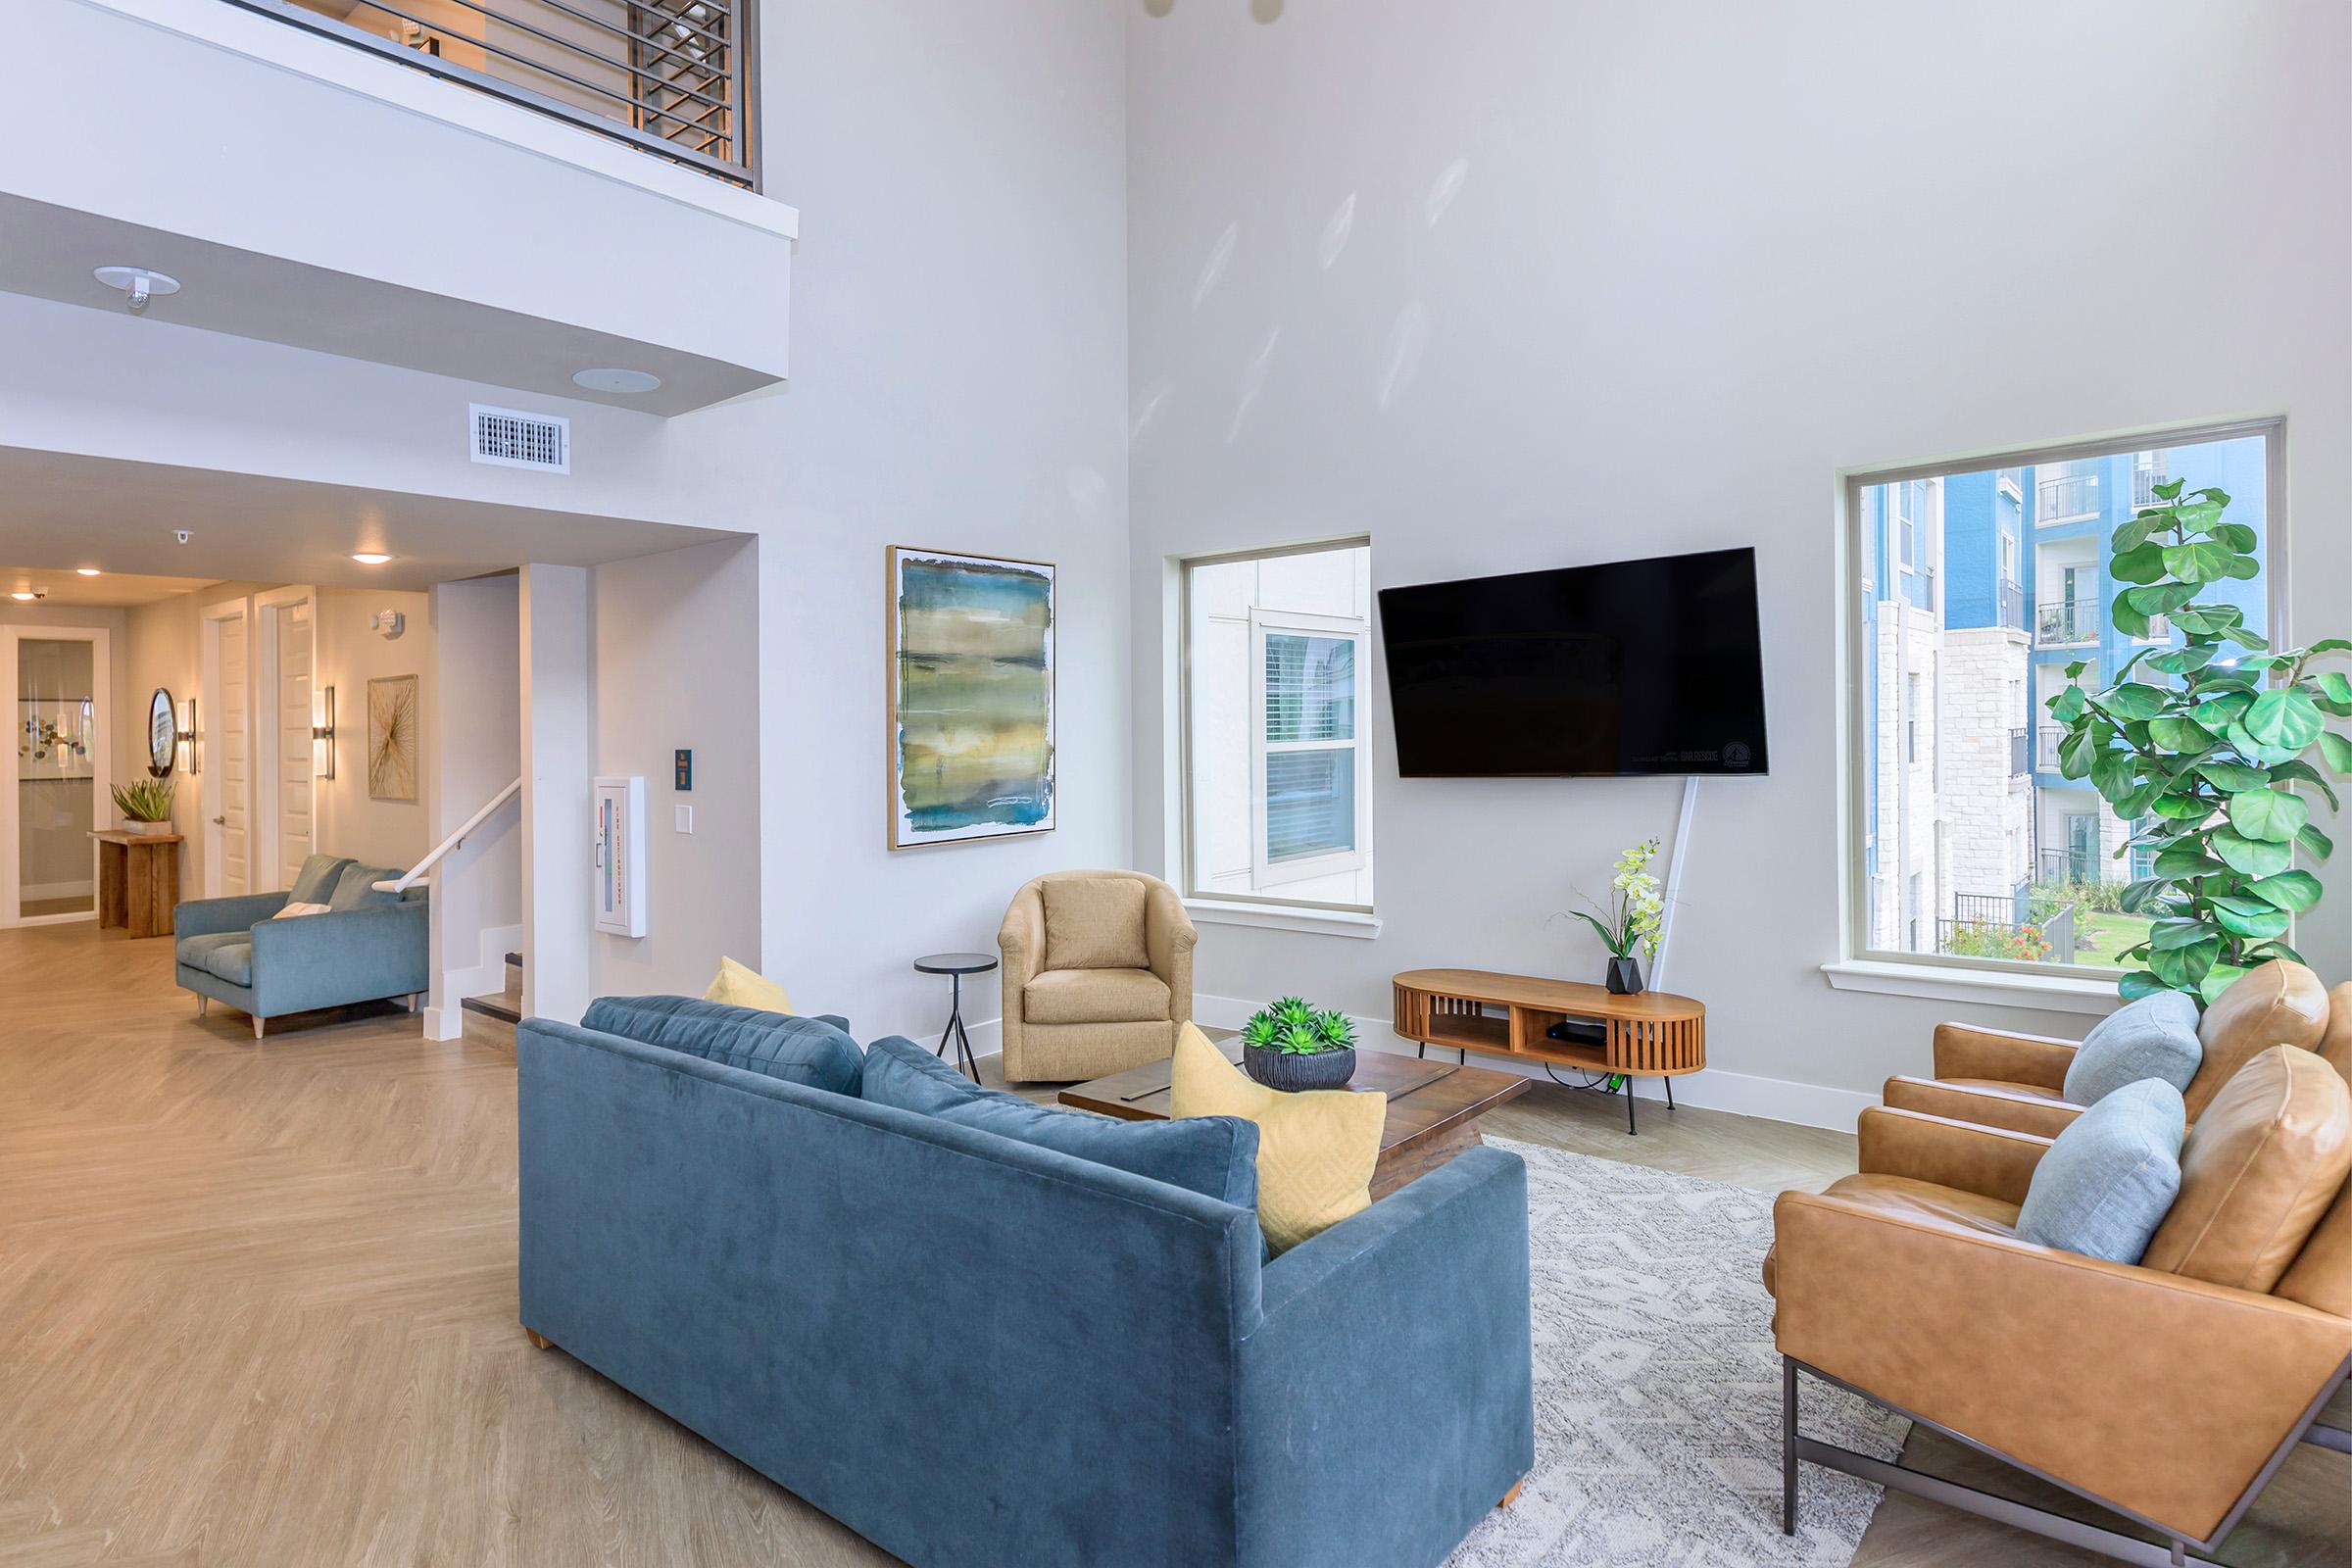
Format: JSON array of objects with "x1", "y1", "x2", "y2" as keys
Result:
[
  {"x1": 505, "y1": 952, "x2": 522, "y2": 968},
  {"x1": 463, "y1": 993, "x2": 521, "y2": 1025}
]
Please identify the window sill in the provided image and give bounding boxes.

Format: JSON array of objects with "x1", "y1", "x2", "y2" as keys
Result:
[
  {"x1": 1183, "y1": 899, "x2": 1384, "y2": 940},
  {"x1": 1819, "y1": 959, "x2": 2122, "y2": 1017}
]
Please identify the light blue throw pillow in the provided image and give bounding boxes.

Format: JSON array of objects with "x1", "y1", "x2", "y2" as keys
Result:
[
  {"x1": 2016, "y1": 1078, "x2": 2185, "y2": 1264},
  {"x1": 2062, "y1": 990, "x2": 2201, "y2": 1106}
]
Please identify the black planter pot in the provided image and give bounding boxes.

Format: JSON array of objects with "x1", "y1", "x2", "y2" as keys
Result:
[
  {"x1": 1244, "y1": 1044, "x2": 1357, "y2": 1092},
  {"x1": 1605, "y1": 956, "x2": 1645, "y2": 996}
]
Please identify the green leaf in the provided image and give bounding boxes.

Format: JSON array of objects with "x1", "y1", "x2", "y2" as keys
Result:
[
  {"x1": 2110, "y1": 541, "x2": 2169, "y2": 584},
  {"x1": 2299, "y1": 822, "x2": 2334, "y2": 862},
  {"x1": 2219, "y1": 622, "x2": 2271, "y2": 651},
  {"x1": 2322, "y1": 731, "x2": 2352, "y2": 774},
  {"x1": 2210, "y1": 904, "x2": 2292, "y2": 940},
  {"x1": 2312, "y1": 671, "x2": 2352, "y2": 708},
  {"x1": 2212, "y1": 522, "x2": 2258, "y2": 553},
  {"x1": 2151, "y1": 478, "x2": 2185, "y2": 501},
  {"x1": 2089, "y1": 753, "x2": 2140, "y2": 806},
  {"x1": 2117, "y1": 969, "x2": 2169, "y2": 1002},
  {"x1": 2212, "y1": 827, "x2": 2294, "y2": 877},
  {"x1": 2111, "y1": 516, "x2": 2157, "y2": 556},
  {"x1": 2125, "y1": 583, "x2": 2198, "y2": 616},
  {"x1": 2111, "y1": 592, "x2": 2151, "y2": 639},
  {"x1": 2161, "y1": 540, "x2": 2235, "y2": 582},
  {"x1": 2099, "y1": 683, "x2": 2170, "y2": 720},
  {"x1": 2246, "y1": 869, "x2": 2323, "y2": 912},
  {"x1": 2143, "y1": 644, "x2": 2217, "y2": 676},
  {"x1": 2048, "y1": 685, "x2": 2087, "y2": 724},
  {"x1": 2148, "y1": 934, "x2": 2221, "y2": 991},
  {"x1": 2199, "y1": 964, "x2": 2251, "y2": 1007},
  {"x1": 2119, "y1": 878, "x2": 2173, "y2": 914},
  {"x1": 2154, "y1": 842, "x2": 2226, "y2": 878},
  {"x1": 2147, "y1": 714, "x2": 2216, "y2": 754},
  {"x1": 2228, "y1": 719, "x2": 2300, "y2": 768},
  {"x1": 2149, "y1": 918, "x2": 2214, "y2": 952},
  {"x1": 2057, "y1": 727, "x2": 2100, "y2": 781},
  {"x1": 2191, "y1": 760, "x2": 2268, "y2": 792},
  {"x1": 2245, "y1": 941, "x2": 2309, "y2": 966},
  {"x1": 2196, "y1": 689, "x2": 2256, "y2": 725},
  {"x1": 2222, "y1": 554, "x2": 2261, "y2": 581},
  {"x1": 2148, "y1": 791, "x2": 2217, "y2": 821},
  {"x1": 2229, "y1": 787, "x2": 2309, "y2": 844},
  {"x1": 2244, "y1": 688, "x2": 2325, "y2": 752},
  {"x1": 2269, "y1": 759, "x2": 2340, "y2": 811}
]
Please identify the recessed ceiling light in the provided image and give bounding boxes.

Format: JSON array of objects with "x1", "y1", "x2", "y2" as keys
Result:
[
  {"x1": 75, "y1": 566, "x2": 102, "y2": 577},
  {"x1": 93, "y1": 265, "x2": 182, "y2": 315},
  {"x1": 10, "y1": 591, "x2": 37, "y2": 602},
  {"x1": 350, "y1": 553, "x2": 394, "y2": 565},
  {"x1": 572, "y1": 367, "x2": 662, "y2": 395}
]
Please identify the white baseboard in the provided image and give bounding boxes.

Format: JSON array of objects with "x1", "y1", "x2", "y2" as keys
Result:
[
  {"x1": 441, "y1": 922, "x2": 522, "y2": 1006},
  {"x1": 21, "y1": 879, "x2": 94, "y2": 901},
  {"x1": 1193, "y1": 991, "x2": 1874, "y2": 1135},
  {"x1": 421, "y1": 1004, "x2": 462, "y2": 1042}
]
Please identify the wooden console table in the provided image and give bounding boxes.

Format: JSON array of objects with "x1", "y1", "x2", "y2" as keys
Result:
[
  {"x1": 90, "y1": 830, "x2": 183, "y2": 939},
  {"x1": 1392, "y1": 968, "x2": 1704, "y2": 1135}
]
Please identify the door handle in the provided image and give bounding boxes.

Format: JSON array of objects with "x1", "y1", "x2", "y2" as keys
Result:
[{"x1": 211, "y1": 815, "x2": 225, "y2": 825}]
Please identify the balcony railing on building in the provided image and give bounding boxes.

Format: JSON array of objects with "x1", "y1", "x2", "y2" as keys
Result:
[
  {"x1": 1996, "y1": 577, "x2": 2026, "y2": 631},
  {"x1": 2133, "y1": 463, "x2": 2167, "y2": 510},
  {"x1": 2035, "y1": 724, "x2": 2067, "y2": 772},
  {"x1": 2036, "y1": 471, "x2": 2099, "y2": 522},
  {"x1": 2036, "y1": 596, "x2": 2102, "y2": 646},
  {"x1": 229, "y1": 0, "x2": 755, "y2": 185},
  {"x1": 2008, "y1": 726, "x2": 2030, "y2": 777}
]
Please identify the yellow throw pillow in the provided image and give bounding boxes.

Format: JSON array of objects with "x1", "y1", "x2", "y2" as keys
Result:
[
  {"x1": 704, "y1": 956, "x2": 794, "y2": 1014},
  {"x1": 1169, "y1": 1022, "x2": 1385, "y2": 1252}
]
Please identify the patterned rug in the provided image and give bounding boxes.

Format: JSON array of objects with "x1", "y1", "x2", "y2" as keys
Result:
[{"x1": 1446, "y1": 1139, "x2": 1907, "y2": 1568}]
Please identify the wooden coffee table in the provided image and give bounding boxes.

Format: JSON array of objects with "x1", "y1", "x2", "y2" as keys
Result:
[{"x1": 1057, "y1": 1044, "x2": 1530, "y2": 1200}]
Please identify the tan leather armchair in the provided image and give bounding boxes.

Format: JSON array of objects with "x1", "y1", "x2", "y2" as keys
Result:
[
  {"x1": 1769, "y1": 1029, "x2": 2352, "y2": 1566},
  {"x1": 1883, "y1": 958, "x2": 2332, "y2": 1138},
  {"x1": 998, "y1": 870, "x2": 1196, "y2": 1083}
]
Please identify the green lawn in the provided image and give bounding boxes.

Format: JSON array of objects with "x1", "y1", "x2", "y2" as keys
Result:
[{"x1": 2068, "y1": 910, "x2": 2153, "y2": 970}]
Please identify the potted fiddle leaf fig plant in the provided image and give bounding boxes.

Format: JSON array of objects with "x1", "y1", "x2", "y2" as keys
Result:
[
  {"x1": 2044, "y1": 477, "x2": 2350, "y2": 1004},
  {"x1": 1240, "y1": 996, "x2": 1358, "y2": 1091}
]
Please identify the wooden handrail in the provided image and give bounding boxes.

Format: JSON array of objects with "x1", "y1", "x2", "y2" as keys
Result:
[{"x1": 373, "y1": 778, "x2": 521, "y2": 893}]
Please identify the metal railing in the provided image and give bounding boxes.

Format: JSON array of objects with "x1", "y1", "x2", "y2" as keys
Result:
[
  {"x1": 2133, "y1": 464, "x2": 2167, "y2": 509},
  {"x1": 2036, "y1": 471, "x2": 2099, "y2": 521},
  {"x1": 2038, "y1": 848, "x2": 2099, "y2": 886},
  {"x1": 1937, "y1": 901, "x2": 2076, "y2": 965},
  {"x1": 2036, "y1": 596, "x2": 2102, "y2": 645},
  {"x1": 228, "y1": 0, "x2": 755, "y2": 185},
  {"x1": 1996, "y1": 577, "x2": 2026, "y2": 631},
  {"x1": 2035, "y1": 725, "x2": 2066, "y2": 772},
  {"x1": 2008, "y1": 727, "x2": 2030, "y2": 777}
]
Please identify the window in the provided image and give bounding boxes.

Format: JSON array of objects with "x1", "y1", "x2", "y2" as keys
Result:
[
  {"x1": 1846, "y1": 420, "x2": 2278, "y2": 980},
  {"x1": 1182, "y1": 541, "x2": 1374, "y2": 912}
]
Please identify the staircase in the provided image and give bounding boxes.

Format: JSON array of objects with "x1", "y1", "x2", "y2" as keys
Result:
[{"x1": 461, "y1": 953, "x2": 523, "y2": 1027}]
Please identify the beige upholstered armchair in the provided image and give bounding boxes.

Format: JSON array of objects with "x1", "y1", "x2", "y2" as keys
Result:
[{"x1": 998, "y1": 870, "x2": 1196, "y2": 1083}]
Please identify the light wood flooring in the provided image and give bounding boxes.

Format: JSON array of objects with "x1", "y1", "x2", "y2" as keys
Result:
[{"x1": 2, "y1": 922, "x2": 2342, "y2": 1566}]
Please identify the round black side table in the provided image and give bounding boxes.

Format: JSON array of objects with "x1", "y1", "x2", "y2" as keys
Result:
[{"x1": 913, "y1": 953, "x2": 997, "y2": 1082}]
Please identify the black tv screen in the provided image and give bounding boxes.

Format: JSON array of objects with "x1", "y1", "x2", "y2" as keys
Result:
[{"x1": 1378, "y1": 547, "x2": 1769, "y2": 778}]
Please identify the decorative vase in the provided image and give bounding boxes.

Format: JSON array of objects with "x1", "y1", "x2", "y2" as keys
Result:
[
  {"x1": 1605, "y1": 956, "x2": 1644, "y2": 996},
  {"x1": 125, "y1": 818, "x2": 172, "y2": 837},
  {"x1": 1244, "y1": 1044, "x2": 1357, "y2": 1092}
]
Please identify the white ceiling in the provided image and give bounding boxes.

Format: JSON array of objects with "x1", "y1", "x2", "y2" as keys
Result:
[
  {"x1": 0, "y1": 446, "x2": 743, "y2": 595},
  {"x1": 1, "y1": 568, "x2": 220, "y2": 609},
  {"x1": 0, "y1": 192, "x2": 773, "y2": 416}
]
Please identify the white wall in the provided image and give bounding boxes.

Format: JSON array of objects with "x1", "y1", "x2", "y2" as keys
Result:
[
  {"x1": 315, "y1": 586, "x2": 433, "y2": 870},
  {"x1": 425, "y1": 573, "x2": 521, "y2": 1038},
  {"x1": 660, "y1": 0, "x2": 1133, "y2": 1046},
  {"x1": 1127, "y1": 0, "x2": 2352, "y2": 1112},
  {"x1": 589, "y1": 537, "x2": 760, "y2": 999}
]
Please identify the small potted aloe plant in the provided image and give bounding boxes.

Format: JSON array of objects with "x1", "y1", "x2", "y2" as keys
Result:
[
  {"x1": 112, "y1": 777, "x2": 174, "y2": 836},
  {"x1": 1240, "y1": 995, "x2": 1358, "y2": 1091}
]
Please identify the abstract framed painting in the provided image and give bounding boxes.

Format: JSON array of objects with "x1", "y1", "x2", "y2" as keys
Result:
[
  {"x1": 886, "y1": 547, "x2": 1056, "y2": 849},
  {"x1": 367, "y1": 674, "x2": 419, "y2": 802}
]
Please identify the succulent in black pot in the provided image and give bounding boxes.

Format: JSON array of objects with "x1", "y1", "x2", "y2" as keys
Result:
[{"x1": 1240, "y1": 996, "x2": 1358, "y2": 1091}]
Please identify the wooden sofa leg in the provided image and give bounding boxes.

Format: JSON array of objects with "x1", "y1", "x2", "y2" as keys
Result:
[
  {"x1": 523, "y1": 1328, "x2": 554, "y2": 1350},
  {"x1": 197, "y1": 995, "x2": 209, "y2": 1017},
  {"x1": 1498, "y1": 1480, "x2": 1524, "y2": 1509},
  {"x1": 252, "y1": 1015, "x2": 265, "y2": 1041}
]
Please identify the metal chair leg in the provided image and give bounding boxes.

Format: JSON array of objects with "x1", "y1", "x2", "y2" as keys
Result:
[{"x1": 1782, "y1": 1357, "x2": 1798, "y2": 1534}]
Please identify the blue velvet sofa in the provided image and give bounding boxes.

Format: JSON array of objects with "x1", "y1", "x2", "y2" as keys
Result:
[
  {"x1": 518, "y1": 1008, "x2": 1535, "y2": 1568},
  {"x1": 174, "y1": 855, "x2": 428, "y2": 1037}
]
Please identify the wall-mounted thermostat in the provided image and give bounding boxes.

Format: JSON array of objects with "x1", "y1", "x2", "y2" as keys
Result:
[
  {"x1": 593, "y1": 775, "x2": 647, "y2": 938},
  {"x1": 674, "y1": 749, "x2": 693, "y2": 791}
]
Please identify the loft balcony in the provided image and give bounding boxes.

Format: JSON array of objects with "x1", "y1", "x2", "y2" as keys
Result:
[
  {"x1": 2035, "y1": 596, "x2": 2101, "y2": 647},
  {"x1": 0, "y1": 0, "x2": 795, "y2": 416},
  {"x1": 2034, "y1": 471, "x2": 2100, "y2": 524}
]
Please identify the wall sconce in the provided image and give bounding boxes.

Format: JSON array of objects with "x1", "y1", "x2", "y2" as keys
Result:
[
  {"x1": 178, "y1": 697, "x2": 199, "y2": 775},
  {"x1": 313, "y1": 685, "x2": 336, "y2": 780}
]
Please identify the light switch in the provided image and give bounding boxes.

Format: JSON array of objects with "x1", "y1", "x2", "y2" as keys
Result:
[{"x1": 674, "y1": 804, "x2": 694, "y2": 834}]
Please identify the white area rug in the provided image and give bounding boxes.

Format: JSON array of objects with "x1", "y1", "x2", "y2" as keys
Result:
[{"x1": 1446, "y1": 1138, "x2": 1906, "y2": 1568}]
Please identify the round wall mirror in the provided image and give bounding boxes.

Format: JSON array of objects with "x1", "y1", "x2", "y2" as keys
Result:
[{"x1": 148, "y1": 687, "x2": 178, "y2": 778}]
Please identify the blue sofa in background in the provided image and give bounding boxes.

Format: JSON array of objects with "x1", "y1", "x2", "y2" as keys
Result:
[
  {"x1": 174, "y1": 854, "x2": 428, "y2": 1038},
  {"x1": 518, "y1": 1004, "x2": 1535, "y2": 1568}
]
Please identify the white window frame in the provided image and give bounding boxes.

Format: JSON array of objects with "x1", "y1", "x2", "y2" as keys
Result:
[
  {"x1": 1829, "y1": 416, "x2": 2287, "y2": 1008},
  {"x1": 1248, "y1": 607, "x2": 1371, "y2": 889}
]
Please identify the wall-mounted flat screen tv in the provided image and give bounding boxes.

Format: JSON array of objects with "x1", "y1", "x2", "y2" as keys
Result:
[{"x1": 1378, "y1": 546, "x2": 1769, "y2": 778}]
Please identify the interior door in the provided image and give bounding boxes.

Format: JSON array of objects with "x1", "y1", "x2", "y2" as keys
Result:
[
  {"x1": 202, "y1": 602, "x2": 253, "y2": 897},
  {"x1": 1, "y1": 626, "x2": 111, "y2": 928},
  {"x1": 274, "y1": 601, "x2": 314, "y2": 889}
]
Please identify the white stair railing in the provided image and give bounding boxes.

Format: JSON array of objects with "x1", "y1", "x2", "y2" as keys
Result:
[{"x1": 373, "y1": 778, "x2": 522, "y2": 893}]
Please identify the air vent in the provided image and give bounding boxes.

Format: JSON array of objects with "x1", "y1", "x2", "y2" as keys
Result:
[{"x1": 469, "y1": 404, "x2": 569, "y2": 473}]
